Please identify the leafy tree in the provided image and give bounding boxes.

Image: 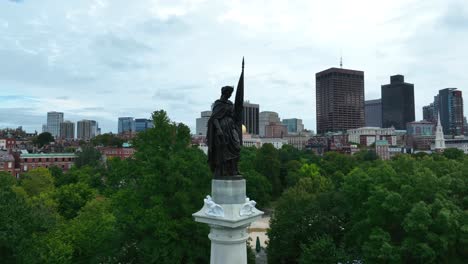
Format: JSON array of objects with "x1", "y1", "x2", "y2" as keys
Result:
[
  {"x1": 267, "y1": 177, "x2": 336, "y2": 264},
  {"x1": 443, "y1": 148, "x2": 464, "y2": 160},
  {"x1": 244, "y1": 169, "x2": 272, "y2": 209},
  {"x1": 33, "y1": 132, "x2": 54, "y2": 148},
  {"x1": 20, "y1": 168, "x2": 55, "y2": 197},
  {"x1": 269, "y1": 153, "x2": 467, "y2": 263},
  {"x1": 247, "y1": 240, "x2": 256, "y2": 264},
  {"x1": 91, "y1": 133, "x2": 124, "y2": 147},
  {"x1": 255, "y1": 143, "x2": 282, "y2": 197},
  {"x1": 75, "y1": 146, "x2": 102, "y2": 168},
  {"x1": 0, "y1": 177, "x2": 33, "y2": 262},
  {"x1": 108, "y1": 110, "x2": 212, "y2": 263},
  {"x1": 354, "y1": 149, "x2": 379, "y2": 161},
  {"x1": 54, "y1": 182, "x2": 96, "y2": 219},
  {"x1": 299, "y1": 235, "x2": 345, "y2": 264}
]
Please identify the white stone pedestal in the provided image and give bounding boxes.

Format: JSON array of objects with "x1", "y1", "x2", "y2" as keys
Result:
[{"x1": 193, "y1": 179, "x2": 263, "y2": 264}]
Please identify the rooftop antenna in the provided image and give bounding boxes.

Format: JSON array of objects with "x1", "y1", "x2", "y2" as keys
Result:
[{"x1": 340, "y1": 50, "x2": 343, "y2": 68}]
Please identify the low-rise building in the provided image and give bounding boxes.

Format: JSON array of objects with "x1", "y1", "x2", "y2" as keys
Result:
[
  {"x1": 375, "y1": 140, "x2": 390, "y2": 160},
  {"x1": 431, "y1": 138, "x2": 468, "y2": 154},
  {"x1": 260, "y1": 138, "x2": 288, "y2": 149},
  {"x1": 347, "y1": 127, "x2": 397, "y2": 146},
  {"x1": 0, "y1": 137, "x2": 16, "y2": 150},
  {"x1": 284, "y1": 133, "x2": 311, "y2": 150},
  {"x1": 19, "y1": 153, "x2": 76, "y2": 172},
  {"x1": 0, "y1": 150, "x2": 16, "y2": 177},
  {"x1": 99, "y1": 147, "x2": 135, "y2": 159},
  {"x1": 406, "y1": 121, "x2": 435, "y2": 150}
]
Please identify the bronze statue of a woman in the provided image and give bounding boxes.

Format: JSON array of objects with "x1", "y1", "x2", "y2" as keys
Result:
[{"x1": 207, "y1": 59, "x2": 244, "y2": 179}]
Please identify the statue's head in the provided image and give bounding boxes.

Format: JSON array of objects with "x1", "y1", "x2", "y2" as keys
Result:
[{"x1": 221, "y1": 86, "x2": 234, "y2": 99}]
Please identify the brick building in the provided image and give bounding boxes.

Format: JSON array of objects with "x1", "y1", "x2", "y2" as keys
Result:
[
  {"x1": 0, "y1": 151, "x2": 16, "y2": 176},
  {"x1": 99, "y1": 147, "x2": 135, "y2": 159},
  {"x1": 0, "y1": 137, "x2": 16, "y2": 150},
  {"x1": 19, "y1": 153, "x2": 76, "y2": 172}
]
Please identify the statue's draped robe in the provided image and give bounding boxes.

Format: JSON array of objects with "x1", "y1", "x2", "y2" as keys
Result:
[
  {"x1": 207, "y1": 61, "x2": 244, "y2": 177},
  {"x1": 207, "y1": 99, "x2": 242, "y2": 174}
]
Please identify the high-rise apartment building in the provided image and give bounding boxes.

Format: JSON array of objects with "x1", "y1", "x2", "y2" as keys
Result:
[
  {"x1": 259, "y1": 111, "x2": 280, "y2": 137},
  {"x1": 381, "y1": 75, "x2": 415, "y2": 130},
  {"x1": 282, "y1": 118, "x2": 304, "y2": 134},
  {"x1": 316, "y1": 67, "x2": 365, "y2": 134},
  {"x1": 59, "y1": 121, "x2": 75, "y2": 140},
  {"x1": 196, "y1": 111, "x2": 212, "y2": 136},
  {"x1": 437, "y1": 88, "x2": 464, "y2": 135},
  {"x1": 365, "y1": 99, "x2": 382, "y2": 127},
  {"x1": 47, "y1": 111, "x2": 64, "y2": 138},
  {"x1": 135, "y1": 118, "x2": 153, "y2": 132},
  {"x1": 422, "y1": 103, "x2": 436, "y2": 123},
  {"x1": 243, "y1": 102, "x2": 259, "y2": 135},
  {"x1": 118, "y1": 117, "x2": 135, "y2": 134},
  {"x1": 77, "y1": 120, "x2": 98, "y2": 140}
]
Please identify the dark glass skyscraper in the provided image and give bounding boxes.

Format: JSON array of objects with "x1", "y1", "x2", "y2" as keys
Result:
[
  {"x1": 422, "y1": 103, "x2": 436, "y2": 123},
  {"x1": 243, "y1": 102, "x2": 259, "y2": 135},
  {"x1": 437, "y1": 88, "x2": 464, "y2": 136},
  {"x1": 316, "y1": 67, "x2": 365, "y2": 134},
  {"x1": 381, "y1": 75, "x2": 415, "y2": 130},
  {"x1": 118, "y1": 117, "x2": 135, "y2": 134},
  {"x1": 365, "y1": 99, "x2": 382, "y2": 127},
  {"x1": 135, "y1": 118, "x2": 153, "y2": 132}
]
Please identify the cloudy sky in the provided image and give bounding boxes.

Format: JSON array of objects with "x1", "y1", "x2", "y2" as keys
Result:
[{"x1": 0, "y1": 0, "x2": 467, "y2": 133}]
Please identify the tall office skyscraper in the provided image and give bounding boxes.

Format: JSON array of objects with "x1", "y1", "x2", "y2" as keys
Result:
[
  {"x1": 243, "y1": 102, "x2": 259, "y2": 135},
  {"x1": 77, "y1": 120, "x2": 98, "y2": 140},
  {"x1": 60, "y1": 121, "x2": 75, "y2": 140},
  {"x1": 365, "y1": 99, "x2": 382, "y2": 127},
  {"x1": 118, "y1": 117, "x2": 135, "y2": 134},
  {"x1": 381, "y1": 75, "x2": 415, "y2": 130},
  {"x1": 437, "y1": 88, "x2": 464, "y2": 135},
  {"x1": 282, "y1": 118, "x2": 304, "y2": 134},
  {"x1": 47, "y1": 111, "x2": 64, "y2": 138},
  {"x1": 135, "y1": 118, "x2": 153, "y2": 132},
  {"x1": 196, "y1": 111, "x2": 212, "y2": 136},
  {"x1": 316, "y1": 67, "x2": 365, "y2": 134}
]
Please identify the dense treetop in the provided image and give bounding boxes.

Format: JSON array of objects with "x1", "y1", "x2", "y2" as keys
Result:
[{"x1": 1, "y1": 109, "x2": 466, "y2": 264}]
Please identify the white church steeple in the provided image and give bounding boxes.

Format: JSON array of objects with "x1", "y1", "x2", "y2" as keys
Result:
[{"x1": 435, "y1": 112, "x2": 446, "y2": 151}]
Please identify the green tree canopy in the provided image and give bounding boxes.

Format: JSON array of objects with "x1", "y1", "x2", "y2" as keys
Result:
[
  {"x1": 75, "y1": 146, "x2": 102, "y2": 168},
  {"x1": 20, "y1": 168, "x2": 55, "y2": 197},
  {"x1": 33, "y1": 132, "x2": 54, "y2": 148}
]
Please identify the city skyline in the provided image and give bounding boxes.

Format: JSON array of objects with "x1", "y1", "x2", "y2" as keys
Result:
[{"x1": 1, "y1": 0, "x2": 467, "y2": 133}]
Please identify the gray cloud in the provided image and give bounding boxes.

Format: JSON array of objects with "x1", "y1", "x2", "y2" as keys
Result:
[
  {"x1": 0, "y1": 0, "x2": 467, "y2": 134},
  {"x1": 0, "y1": 107, "x2": 44, "y2": 131}
]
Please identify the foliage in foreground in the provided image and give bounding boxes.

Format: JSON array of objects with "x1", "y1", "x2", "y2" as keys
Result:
[
  {"x1": 0, "y1": 110, "x2": 211, "y2": 263},
  {"x1": 267, "y1": 153, "x2": 468, "y2": 264},
  {"x1": 1, "y1": 108, "x2": 467, "y2": 264}
]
